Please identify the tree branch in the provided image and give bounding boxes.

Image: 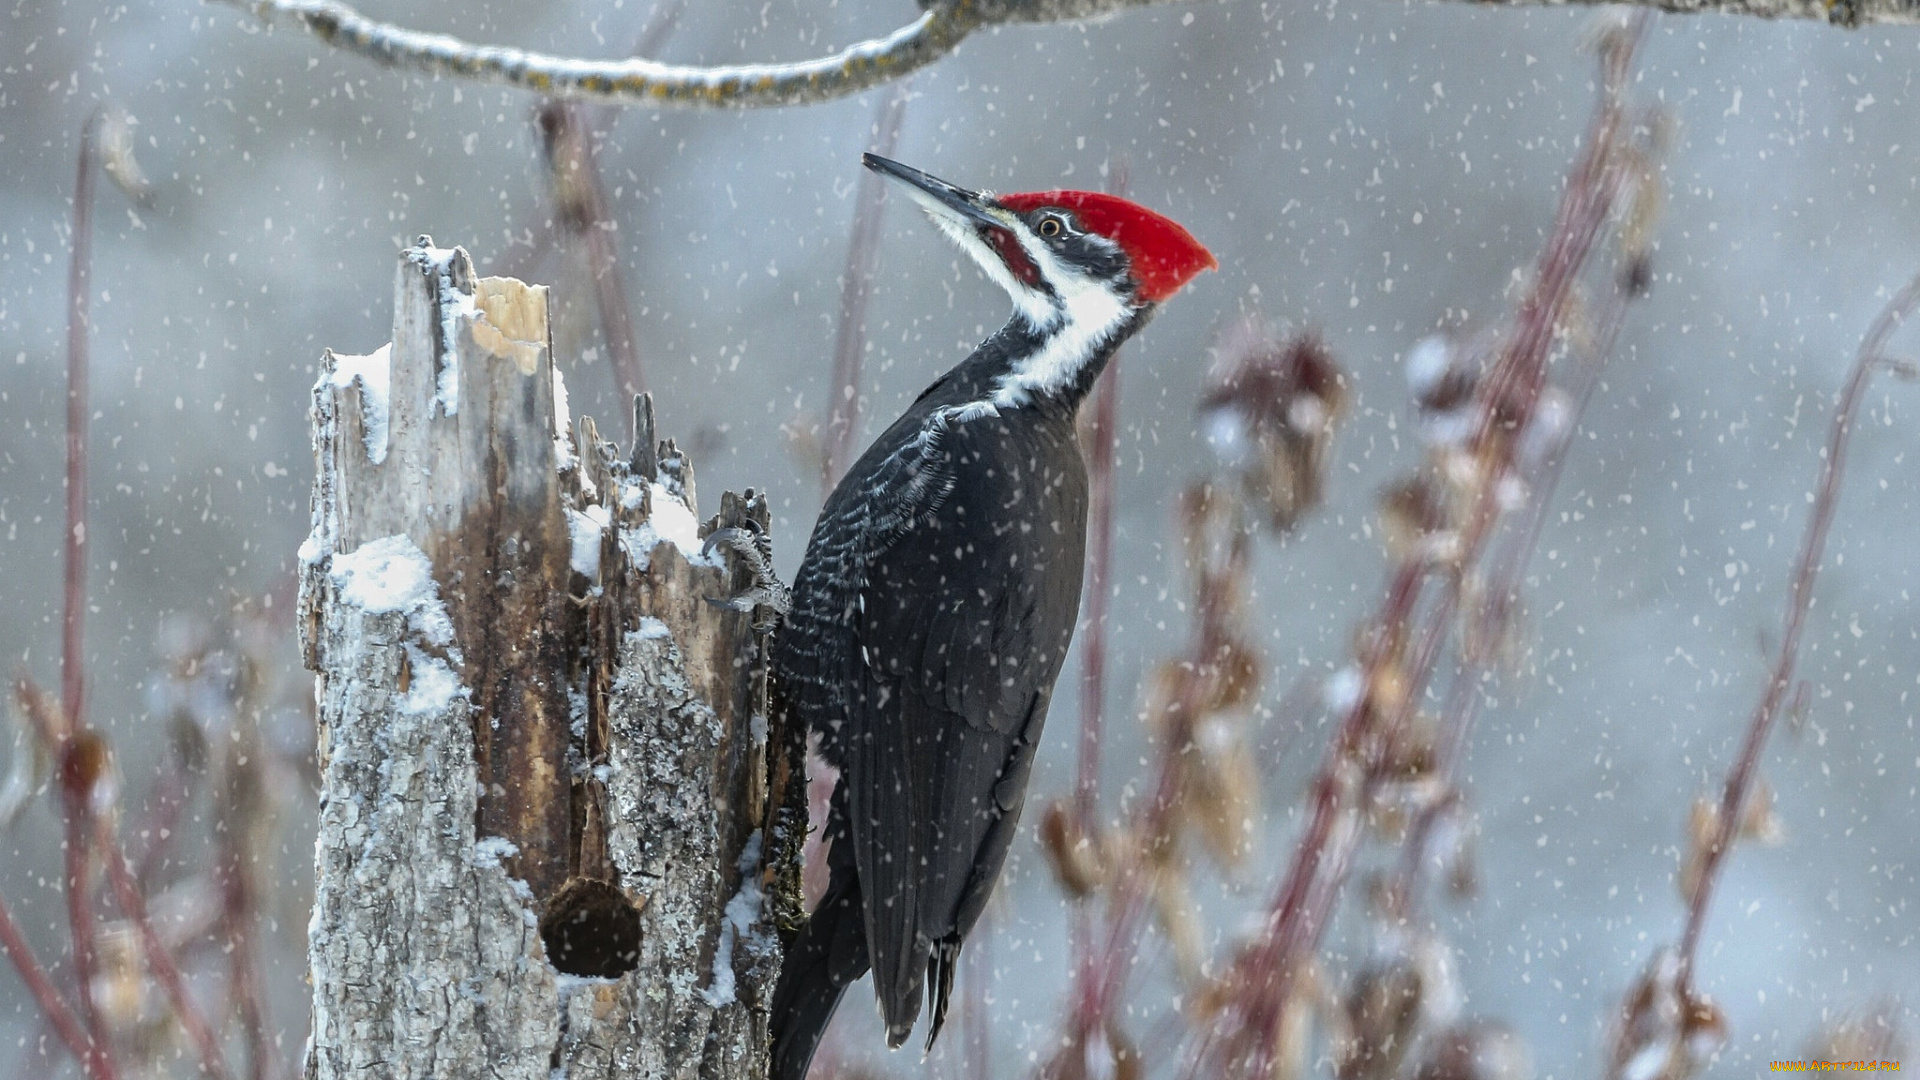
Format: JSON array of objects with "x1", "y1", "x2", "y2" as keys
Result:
[
  {"x1": 217, "y1": 0, "x2": 1918, "y2": 108},
  {"x1": 1442, "y1": 0, "x2": 1915, "y2": 28},
  {"x1": 212, "y1": 0, "x2": 1188, "y2": 109}
]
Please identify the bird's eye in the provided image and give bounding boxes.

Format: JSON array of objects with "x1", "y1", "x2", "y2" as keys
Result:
[{"x1": 1037, "y1": 216, "x2": 1064, "y2": 238}]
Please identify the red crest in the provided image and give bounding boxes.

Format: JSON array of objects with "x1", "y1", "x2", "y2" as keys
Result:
[{"x1": 998, "y1": 189, "x2": 1217, "y2": 303}]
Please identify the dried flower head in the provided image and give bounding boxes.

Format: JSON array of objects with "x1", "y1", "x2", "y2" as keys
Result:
[
  {"x1": 61, "y1": 729, "x2": 117, "y2": 819},
  {"x1": 1416, "y1": 1021, "x2": 1534, "y2": 1080},
  {"x1": 1152, "y1": 868, "x2": 1207, "y2": 986},
  {"x1": 1379, "y1": 476, "x2": 1457, "y2": 568},
  {"x1": 1184, "y1": 713, "x2": 1260, "y2": 869},
  {"x1": 0, "y1": 694, "x2": 53, "y2": 830},
  {"x1": 1405, "y1": 334, "x2": 1485, "y2": 450},
  {"x1": 1606, "y1": 948, "x2": 1726, "y2": 1080},
  {"x1": 1334, "y1": 961, "x2": 1425, "y2": 1080},
  {"x1": 1039, "y1": 799, "x2": 1108, "y2": 899},
  {"x1": 1199, "y1": 318, "x2": 1348, "y2": 532},
  {"x1": 96, "y1": 107, "x2": 154, "y2": 207},
  {"x1": 1679, "y1": 779, "x2": 1781, "y2": 908}
]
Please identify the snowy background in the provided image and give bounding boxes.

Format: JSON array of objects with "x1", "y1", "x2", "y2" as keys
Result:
[{"x1": 2, "y1": 0, "x2": 1917, "y2": 1076}]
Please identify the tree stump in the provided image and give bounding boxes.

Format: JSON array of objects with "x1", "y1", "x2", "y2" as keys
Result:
[{"x1": 296, "y1": 238, "x2": 805, "y2": 1079}]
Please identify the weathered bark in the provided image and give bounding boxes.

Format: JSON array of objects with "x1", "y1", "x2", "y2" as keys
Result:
[{"x1": 296, "y1": 238, "x2": 805, "y2": 1079}]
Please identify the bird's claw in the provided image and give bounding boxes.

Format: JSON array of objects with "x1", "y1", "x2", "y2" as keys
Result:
[{"x1": 703, "y1": 523, "x2": 790, "y2": 632}]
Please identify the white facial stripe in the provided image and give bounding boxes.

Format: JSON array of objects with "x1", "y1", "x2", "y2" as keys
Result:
[
  {"x1": 903, "y1": 188, "x2": 1055, "y2": 328},
  {"x1": 987, "y1": 230, "x2": 1132, "y2": 408},
  {"x1": 903, "y1": 186, "x2": 1136, "y2": 408}
]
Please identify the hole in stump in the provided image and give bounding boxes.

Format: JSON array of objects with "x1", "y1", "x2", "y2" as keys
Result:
[{"x1": 540, "y1": 877, "x2": 643, "y2": 978}]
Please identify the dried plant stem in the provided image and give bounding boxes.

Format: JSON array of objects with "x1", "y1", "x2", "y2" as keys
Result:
[
  {"x1": 0, "y1": 893, "x2": 108, "y2": 1080},
  {"x1": 1200, "y1": 19, "x2": 1651, "y2": 1075},
  {"x1": 1232, "y1": 560, "x2": 1424, "y2": 1060},
  {"x1": 1075, "y1": 364, "x2": 1118, "y2": 830},
  {"x1": 1056, "y1": 513, "x2": 1251, "y2": 1075},
  {"x1": 60, "y1": 783, "x2": 106, "y2": 1068},
  {"x1": 510, "y1": 0, "x2": 688, "y2": 420},
  {"x1": 1675, "y1": 271, "x2": 1920, "y2": 992},
  {"x1": 1399, "y1": 254, "x2": 1636, "y2": 905},
  {"x1": 98, "y1": 829, "x2": 235, "y2": 1080},
  {"x1": 582, "y1": 172, "x2": 644, "y2": 405},
  {"x1": 216, "y1": 751, "x2": 275, "y2": 1080},
  {"x1": 577, "y1": 0, "x2": 686, "y2": 415},
  {"x1": 64, "y1": 112, "x2": 96, "y2": 730},
  {"x1": 1062, "y1": 165, "x2": 1129, "y2": 1044},
  {"x1": 1478, "y1": 13, "x2": 1644, "y2": 450},
  {"x1": 963, "y1": 906, "x2": 993, "y2": 1080},
  {"x1": 60, "y1": 109, "x2": 114, "y2": 1076},
  {"x1": 12, "y1": 687, "x2": 116, "y2": 1080},
  {"x1": 822, "y1": 79, "x2": 912, "y2": 493}
]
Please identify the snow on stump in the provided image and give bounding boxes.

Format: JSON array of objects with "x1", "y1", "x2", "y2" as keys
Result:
[{"x1": 296, "y1": 238, "x2": 805, "y2": 1079}]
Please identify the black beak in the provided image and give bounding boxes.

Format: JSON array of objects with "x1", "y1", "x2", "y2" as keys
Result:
[{"x1": 863, "y1": 153, "x2": 1004, "y2": 231}]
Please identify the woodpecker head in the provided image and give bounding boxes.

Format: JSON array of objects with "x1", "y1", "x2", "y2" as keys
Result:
[{"x1": 865, "y1": 153, "x2": 1216, "y2": 405}]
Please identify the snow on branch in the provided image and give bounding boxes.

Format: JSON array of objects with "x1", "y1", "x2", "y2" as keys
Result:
[
  {"x1": 1458, "y1": 0, "x2": 1916, "y2": 28},
  {"x1": 211, "y1": 0, "x2": 1200, "y2": 108},
  {"x1": 219, "y1": 0, "x2": 1913, "y2": 106}
]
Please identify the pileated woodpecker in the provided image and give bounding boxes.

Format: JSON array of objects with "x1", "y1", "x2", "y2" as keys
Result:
[{"x1": 767, "y1": 154, "x2": 1215, "y2": 1079}]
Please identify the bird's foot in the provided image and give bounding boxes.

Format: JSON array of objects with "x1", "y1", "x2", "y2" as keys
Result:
[{"x1": 702, "y1": 521, "x2": 790, "y2": 632}]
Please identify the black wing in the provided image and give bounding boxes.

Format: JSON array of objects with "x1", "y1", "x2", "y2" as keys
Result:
[{"x1": 841, "y1": 407, "x2": 1087, "y2": 1046}]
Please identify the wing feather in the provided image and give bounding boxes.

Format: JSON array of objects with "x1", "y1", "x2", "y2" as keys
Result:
[
  {"x1": 846, "y1": 412, "x2": 1085, "y2": 1041},
  {"x1": 777, "y1": 398, "x2": 1086, "y2": 1047}
]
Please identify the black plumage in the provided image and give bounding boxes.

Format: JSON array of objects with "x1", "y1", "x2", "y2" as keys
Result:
[{"x1": 766, "y1": 155, "x2": 1213, "y2": 1080}]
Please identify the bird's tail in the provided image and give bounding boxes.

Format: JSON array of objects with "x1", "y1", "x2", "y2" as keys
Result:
[{"x1": 769, "y1": 829, "x2": 868, "y2": 1080}]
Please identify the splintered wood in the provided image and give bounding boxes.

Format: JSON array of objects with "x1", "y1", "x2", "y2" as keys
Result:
[{"x1": 297, "y1": 238, "x2": 803, "y2": 1079}]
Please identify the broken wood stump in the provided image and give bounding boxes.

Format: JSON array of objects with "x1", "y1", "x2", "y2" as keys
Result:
[{"x1": 296, "y1": 238, "x2": 806, "y2": 1079}]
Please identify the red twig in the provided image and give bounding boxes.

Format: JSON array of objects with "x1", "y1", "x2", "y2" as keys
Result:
[
  {"x1": 962, "y1": 906, "x2": 992, "y2": 1080},
  {"x1": 516, "y1": 0, "x2": 688, "y2": 426},
  {"x1": 216, "y1": 644, "x2": 277, "y2": 1080},
  {"x1": 536, "y1": 102, "x2": 646, "y2": 405},
  {"x1": 11, "y1": 684, "x2": 117, "y2": 1080},
  {"x1": 0, "y1": 892, "x2": 113, "y2": 1080},
  {"x1": 1073, "y1": 158, "x2": 1127, "y2": 831},
  {"x1": 1067, "y1": 162, "x2": 1127, "y2": 995},
  {"x1": 1674, "y1": 272, "x2": 1920, "y2": 993},
  {"x1": 1196, "y1": 18, "x2": 1653, "y2": 1076},
  {"x1": 220, "y1": 870, "x2": 272, "y2": 1080},
  {"x1": 1476, "y1": 16, "x2": 1644, "y2": 451},
  {"x1": 822, "y1": 79, "x2": 912, "y2": 494},
  {"x1": 1225, "y1": 561, "x2": 1423, "y2": 1069},
  {"x1": 59, "y1": 767, "x2": 107, "y2": 1071},
  {"x1": 1049, "y1": 502, "x2": 1253, "y2": 1078},
  {"x1": 98, "y1": 828, "x2": 235, "y2": 1080},
  {"x1": 1397, "y1": 242, "x2": 1638, "y2": 907},
  {"x1": 64, "y1": 112, "x2": 97, "y2": 733},
  {"x1": 59, "y1": 109, "x2": 117, "y2": 1078},
  {"x1": 1075, "y1": 365, "x2": 1118, "y2": 830}
]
